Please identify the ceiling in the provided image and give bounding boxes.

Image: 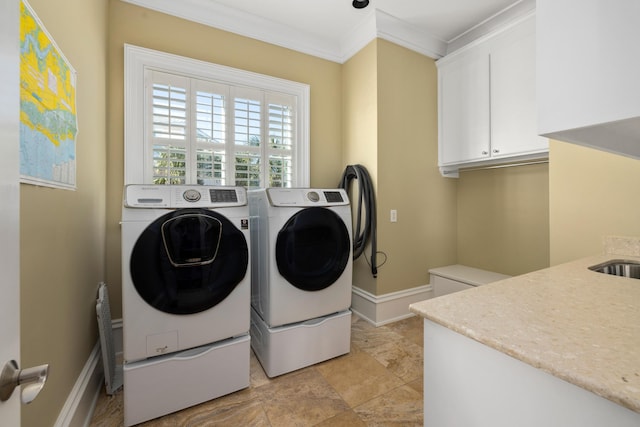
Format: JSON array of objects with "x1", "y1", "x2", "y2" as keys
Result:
[{"x1": 123, "y1": 0, "x2": 535, "y2": 62}]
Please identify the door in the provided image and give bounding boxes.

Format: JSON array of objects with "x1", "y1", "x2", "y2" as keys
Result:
[
  {"x1": 438, "y1": 48, "x2": 491, "y2": 166},
  {"x1": 0, "y1": 0, "x2": 21, "y2": 424},
  {"x1": 490, "y1": 16, "x2": 547, "y2": 158},
  {"x1": 129, "y1": 209, "x2": 249, "y2": 314},
  {"x1": 275, "y1": 207, "x2": 350, "y2": 291}
]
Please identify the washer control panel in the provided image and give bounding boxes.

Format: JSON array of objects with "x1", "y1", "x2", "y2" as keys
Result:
[{"x1": 124, "y1": 185, "x2": 246, "y2": 208}]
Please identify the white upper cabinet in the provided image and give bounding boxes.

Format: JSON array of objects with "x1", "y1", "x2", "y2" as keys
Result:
[
  {"x1": 439, "y1": 45, "x2": 491, "y2": 167},
  {"x1": 438, "y1": 14, "x2": 548, "y2": 177},
  {"x1": 537, "y1": 0, "x2": 640, "y2": 159}
]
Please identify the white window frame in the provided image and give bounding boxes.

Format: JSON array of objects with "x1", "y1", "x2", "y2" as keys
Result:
[{"x1": 124, "y1": 44, "x2": 310, "y2": 187}]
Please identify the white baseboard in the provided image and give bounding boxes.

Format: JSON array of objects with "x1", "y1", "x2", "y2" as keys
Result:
[
  {"x1": 351, "y1": 284, "x2": 433, "y2": 326},
  {"x1": 54, "y1": 341, "x2": 103, "y2": 427},
  {"x1": 55, "y1": 320, "x2": 123, "y2": 427}
]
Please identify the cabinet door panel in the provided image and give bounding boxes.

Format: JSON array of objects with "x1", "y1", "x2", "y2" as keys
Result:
[
  {"x1": 538, "y1": 0, "x2": 640, "y2": 159},
  {"x1": 439, "y1": 52, "x2": 490, "y2": 165},
  {"x1": 491, "y1": 21, "x2": 547, "y2": 157}
]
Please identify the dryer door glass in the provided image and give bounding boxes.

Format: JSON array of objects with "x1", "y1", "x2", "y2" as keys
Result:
[
  {"x1": 275, "y1": 207, "x2": 350, "y2": 291},
  {"x1": 130, "y1": 208, "x2": 248, "y2": 314}
]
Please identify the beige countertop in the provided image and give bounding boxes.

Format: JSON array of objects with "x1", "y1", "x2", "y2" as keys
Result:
[{"x1": 410, "y1": 250, "x2": 640, "y2": 413}]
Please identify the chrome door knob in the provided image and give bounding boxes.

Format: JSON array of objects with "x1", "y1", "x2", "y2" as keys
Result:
[{"x1": 0, "y1": 360, "x2": 49, "y2": 404}]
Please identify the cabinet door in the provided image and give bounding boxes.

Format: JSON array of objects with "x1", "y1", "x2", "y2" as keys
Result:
[
  {"x1": 438, "y1": 50, "x2": 490, "y2": 166},
  {"x1": 538, "y1": 0, "x2": 640, "y2": 159},
  {"x1": 490, "y1": 18, "x2": 548, "y2": 158}
]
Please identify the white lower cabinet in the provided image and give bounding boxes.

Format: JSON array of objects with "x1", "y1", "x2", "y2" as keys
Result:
[
  {"x1": 437, "y1": 13, "x2": 547, "y2": 177},
  {"x1": 423, "y1": 320, "x2": 640, "y2": 427}
]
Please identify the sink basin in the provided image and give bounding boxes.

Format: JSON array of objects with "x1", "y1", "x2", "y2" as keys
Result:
[{"x1": 588, "y1": 259, "x2": 640, "y2": 279}]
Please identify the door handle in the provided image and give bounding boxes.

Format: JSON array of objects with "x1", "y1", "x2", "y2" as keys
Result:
[{"x1": 0, "y1": 360, "x2": 49, "y2": 404}]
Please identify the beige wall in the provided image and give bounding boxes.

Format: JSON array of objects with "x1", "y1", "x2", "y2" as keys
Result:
[
  {"x1": 549, "y1": 140, "x2": 640, "y2": 265},
  {"x1": 342, "y1": 41, "x2": 378, "y2": 170},
  {"x1": 106, "y1": 1, "x2": 343, "y2": 317},
  {"x1": 19, "y1": 0, "x2": 108, "y2": 425},
  {"x1": 343, "y1": 39, "x2": 458, "y2": 295},
  {"x1": 457, "y1": 163, "x2": 550, "y2": 276},
  {"x1": 376, "y1": 40, "x2": 458, "y2": 294},
  {"x1": 342, "y1": 41, "x2": 379, "y2": 294}
]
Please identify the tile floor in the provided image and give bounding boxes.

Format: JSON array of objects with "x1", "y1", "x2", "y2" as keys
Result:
[{"x1": 89, "y1": 314, "x2": 424, "y2": 426}]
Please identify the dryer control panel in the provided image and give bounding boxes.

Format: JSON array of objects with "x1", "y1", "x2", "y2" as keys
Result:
[
  {"x1": 124, "y1": 185, "x2": 247, "y2": 208},
  {"x1": 265, "y1": 188, "x2": 350, "y2": 207}
]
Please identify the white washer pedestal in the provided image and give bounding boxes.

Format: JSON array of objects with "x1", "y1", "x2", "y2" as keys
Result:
[
  {"x1": 429, "y1": 265, "x2": 511, "y2": 297},
  {"x1": 250, "y1": 309, "x2": 351, "y2": 378},
  {"x1": 123, "y1": 334, "x2": 250, "y2": 426}
]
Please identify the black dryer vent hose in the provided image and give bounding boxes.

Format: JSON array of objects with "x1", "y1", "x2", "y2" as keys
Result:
[{"x1": 338, "y1": 164, "x2": 377, "y2": 278}]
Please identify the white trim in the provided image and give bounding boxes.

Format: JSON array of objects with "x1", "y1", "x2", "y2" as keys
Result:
[
  {"x1": 374, "y1": 10, "x2": 447, "y2": 60},
  {"x1": 438, "y1": 9, "x2": 537, "y2": 63},
  {"x1": 351, "y1": 285, "x2": 433, "y2": 327},
  {"x1": 339, "y1": 9, "x2": 379, "y2": 64},
  {"x1": 124, "y1": 44, "x2": 310, "y2": 187},
  {"x1": 122, "y1": 0, "x2": 343, "y2": 63},
  {"x1": 54, "y1": 342, "x2": 103, "y2": 427},
  {"x1": 339, "y1": 9, "x2": 448, "y2": 62},
  {"x1": 120, "y1": 0, "x2": 533, "y2": 63},
  {"x1": 55, "y1": 320, "x2": 123, "y2": 427},
  {"x1": 446, "y1": 0, "x2": 536, "y2": 54}
]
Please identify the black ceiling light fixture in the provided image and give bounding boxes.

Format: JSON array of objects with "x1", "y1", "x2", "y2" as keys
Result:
[{"x1": 352, "y1": 0, "x2": 369, "y2": 9}]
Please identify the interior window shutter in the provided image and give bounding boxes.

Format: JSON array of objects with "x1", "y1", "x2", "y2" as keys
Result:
[
  {"x1": 148, "y1": 70, "x2": 190, "y2": 184},
  {"x1": 232, "y1": 88, "x2": 262, "y2": 188},
  {"x1": 193, "y1": 80, "x2": 229, "y2": 185},
  {"x1": 266, "y1": 92, "x2": 296, "y2": 188}
]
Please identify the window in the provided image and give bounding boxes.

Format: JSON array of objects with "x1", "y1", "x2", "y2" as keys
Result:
[{"x1": 124, "y1": 45, "x2": 310, "y2": 188}]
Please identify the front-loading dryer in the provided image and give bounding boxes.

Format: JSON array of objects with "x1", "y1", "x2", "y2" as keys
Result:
[
  {"x1": 249, "y1": 187, "x2": 353, "y2": 327},
  {"x1": 121, "y1": 184, "x2": 250, "y2": 425},
  {"x1": 248, "y1": 188, "x2": 353, "y2": 377}
]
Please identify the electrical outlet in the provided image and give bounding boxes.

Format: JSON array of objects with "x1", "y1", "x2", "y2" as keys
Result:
[{"x1": 390, "y1": 209, "x2": 397, "y2": 222}]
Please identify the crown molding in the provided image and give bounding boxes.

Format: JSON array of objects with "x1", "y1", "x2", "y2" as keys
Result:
[
  {"x1": 121, "y1": 0, "x2": 448, "y2": 63},
  {"x1": 338, "y1": 9, "x2": 378, "y2": 62},
  {"x1": 121, "y1": 0, "x2": 533, "y2": 63},
  {"x1": 122, "y1": 0, "x2": 344, "y2": 62},
  {"x1": 374, "y1": 10, "x2": 448, "y2": 60},
  {"x1": 446, "y1": 0, "x2": 536, "y2": 54}
]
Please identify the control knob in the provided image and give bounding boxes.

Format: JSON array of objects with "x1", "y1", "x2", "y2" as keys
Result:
[{"x1": 183, "y1": 189, "x2": 201, "y2": 202}]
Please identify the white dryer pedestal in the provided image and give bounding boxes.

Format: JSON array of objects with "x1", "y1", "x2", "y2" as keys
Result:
[
  {"x1": 123, "y1": 334, "x2": 250, "y2": 426},
  {"x1": 250, "y1": 308, "x2": 351, "y2": 378}
]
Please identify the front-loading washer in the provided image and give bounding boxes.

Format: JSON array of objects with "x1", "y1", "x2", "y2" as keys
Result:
[
  {"x1": 121, "y1": 184, "x2": 251, "y2": 425},
  {"x1": 248, "y1": 188, "x2": 353, "y2": 377}
]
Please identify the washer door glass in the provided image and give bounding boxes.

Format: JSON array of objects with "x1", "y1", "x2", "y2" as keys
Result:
[
  {"x1": 130, "y1": 208, "x2": 248, "y2": 314},
  {"x1": 276, "y1": 207, "x2": 350, "y2": 291}
]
